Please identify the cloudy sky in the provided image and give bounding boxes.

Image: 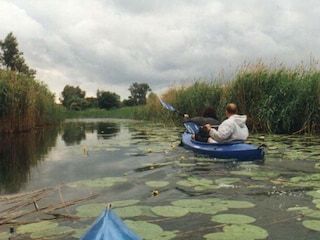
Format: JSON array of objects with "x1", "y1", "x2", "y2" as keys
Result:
[{"x1": 1, "y1": 0, "x2": 319, "y2": 101}]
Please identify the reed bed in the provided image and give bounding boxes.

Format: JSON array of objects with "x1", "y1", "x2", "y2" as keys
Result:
[
  {"x1": 147, "y1": 61, "x2": 320, "y2": 134},
  {"x1": 0, "y1": 70, "x2": 63, "y2": 133}
]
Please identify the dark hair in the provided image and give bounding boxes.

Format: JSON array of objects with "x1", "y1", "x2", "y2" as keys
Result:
[{"x1": 202, "y1": 106, "x2": 218, "y2": 120}]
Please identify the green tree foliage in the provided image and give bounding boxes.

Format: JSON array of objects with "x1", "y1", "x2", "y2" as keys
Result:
[
  {"x1": 60, "y1": 85, "x2": 86, "y2": 110},
  {"x1": 97, "y1": 90, "x2": 120, "y2": 110},
  {"x1": 128, "y1": 82, "x2": 152, "y2": 105},
  {"x1": 0, "y1": 32, "x2": 36, "y2": 78}
]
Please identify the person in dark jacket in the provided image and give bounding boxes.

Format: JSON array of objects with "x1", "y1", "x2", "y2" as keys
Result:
[{"x1": 184, "y1": 106, "x2": 220, "y2": 142}]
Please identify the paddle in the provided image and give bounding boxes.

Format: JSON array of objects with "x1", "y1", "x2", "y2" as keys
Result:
[
  {"x1": 159, "y1": 99, "x2": 185, "y2": 117},
  {"x1": 183, "y1": 122, "x2": 200, "y2": 134}
]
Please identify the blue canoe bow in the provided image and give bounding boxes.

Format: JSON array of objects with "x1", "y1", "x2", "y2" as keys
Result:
[{"x1": 80, "y1": 206, "x2": 141, "y2": 240}]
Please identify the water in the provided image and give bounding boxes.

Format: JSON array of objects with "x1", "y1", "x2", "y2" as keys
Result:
[{"x1": 0, "y1": 118, "x2": 320, "y2": 239}]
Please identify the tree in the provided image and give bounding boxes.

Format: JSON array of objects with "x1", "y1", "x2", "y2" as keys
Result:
[
  {"x1": 128, "y1": 82, "x2": 152, "y2": 105},
  {"x1": 0, "y1": 32, "x2": 36, "y2": 77},
  {"x1": 60, "y1": 85, "x2": 86, "y2": 110},
  {"x1": 97, "y1": 90, "x2": 120, "y2": 110}
]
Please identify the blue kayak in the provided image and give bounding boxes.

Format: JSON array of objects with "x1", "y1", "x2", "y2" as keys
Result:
[
  {"x1": 80, "y1": 206, "x2": 141, "y2": 240},
  {"x1": 181, "y1": 132, "x2": 266, "y2": 161}
]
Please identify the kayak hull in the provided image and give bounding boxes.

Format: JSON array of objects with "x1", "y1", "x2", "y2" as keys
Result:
[
  {"x1": 80, "y1": 207, "x2": 141, "y2": 240},
  {"x1": 181, "y1": 132, "x2": 265, "y2": 161}
]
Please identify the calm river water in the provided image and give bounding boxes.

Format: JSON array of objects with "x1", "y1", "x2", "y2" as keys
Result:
[{"x1": 0, "y1": 118, "x2": 319, "y2": 239}]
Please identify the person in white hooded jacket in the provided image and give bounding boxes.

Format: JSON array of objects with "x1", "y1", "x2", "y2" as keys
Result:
[{"x1": 204, "y1": 103, "x2": 248, "y2": 143}]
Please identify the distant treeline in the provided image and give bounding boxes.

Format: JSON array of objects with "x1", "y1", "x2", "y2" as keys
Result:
[
  {"x1": 141, "y1": 61, "x2": 320, "y2": 134},
  {"x1": 0, "y1": 69, "x2": 63, "y2": 133}
]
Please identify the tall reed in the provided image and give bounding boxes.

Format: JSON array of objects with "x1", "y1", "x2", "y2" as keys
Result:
[
  {"x1": 0, "y1": 70, "x2": 63, "y2": 133},
  {"x1": 147, "y1": 61, "x2": 320, "y2": 134}
]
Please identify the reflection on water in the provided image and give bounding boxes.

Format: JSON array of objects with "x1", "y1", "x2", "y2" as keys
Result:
[
  {"x1": 0, "y1": 119, "x2": 123, "y2": 194},
  {"x1": 0, "y1": 127, "x2": 59, "y2": 194}
]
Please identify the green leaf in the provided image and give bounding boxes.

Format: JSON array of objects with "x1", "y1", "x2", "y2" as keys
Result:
[
  {"x1": 17, "y1": 221, "x2": 58, "y2": 234},
  {"x1": 211, "y1": 214, "x2": 256, "y2": 224},
  {"x1": 151, "y1": 206, "x2": 189, "y2": 218},
  {"x1": 145, "y1": 181, "x2": 169, "y2": 187},
  {"x1": 114, "y1": 206, "x2": 142, "y2": 218},
  {"x1": 302, "y1": 220, "x2": 320, "y2": 232}
]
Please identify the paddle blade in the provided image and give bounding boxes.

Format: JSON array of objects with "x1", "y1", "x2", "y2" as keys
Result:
[
  {"x1": 159, "y1": 99, "x2": 176, "y2": 112},
  {"x1": 184, "y1": 122, "x2": 200, "y2": 134}
]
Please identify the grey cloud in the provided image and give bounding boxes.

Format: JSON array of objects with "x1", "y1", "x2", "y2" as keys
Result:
[{"x1": 1, "y1": 0, "x2": 320, "y2": 100}]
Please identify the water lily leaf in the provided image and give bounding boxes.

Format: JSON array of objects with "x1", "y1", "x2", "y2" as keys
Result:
[
  {"x1": 176, "y1": 176, "x2": 213, "y2": 187},
  {"x1": 153, "y1": 230, "x2": 178, "y2": 240},
  {"x1": 218, "y1": 200, "x2": 255, "y2": 209},
  {"x1": 215, "y1": 178, "x2": 241, "y2": 185},
  {"x1": 194, "y1": 185, "x2": 220, "y2": 191},
  {"x1": 76, "y1": 203, "x2": 107, "y2": 217},
  {"x1": 0, "y1": 232, "x2": 9, "y2": 239},
  {"x1": 172, "y1": 199, "x2": 211, "y2": 208},
  {"x1": 17, "y1": 221, "x2": 58, "y2": 234},
  {"x1": 302, "y1": 220, "x2": 320, "y2": 232},
  {"x1": 67, "y1": 177, "x2": 127, "y2": 188},
  {"x1": 30, "y1": 226, "x2": 74, "y2": 239},
  {"x1": 146, "y1": 181, "x2": 169, "y2": 187},
  {"x1": 291, "y1": 174, "x2": 320, "y2": 182},
  {"x1": 72, "y1": 227, "x2": 89, "y2": 239},
  {"x1": 151, "y1": 206, "x2": 189, "y2": 218},
  {"x1": 313, "y1": 199, "x2": 320, "y2": 209},
  {"x1": 125, "y1": 220, "x2": 164, "y2": 240},
  {"x1": 177, "y1": 163, "x2": 197, "y2": 167},
  {"x1": 204, "y1": 231, "x2": 254, "y2": 240},
  {"x1": 114, "y1": 206, "x2": 142, "y2": 218},
  {"x1": 231, "y1": 170, "x2": 278, "y2": 179},
  {"x1": 307, "y1": 190, "x2": 320, "y2": 198},
  {"x1": 211, "y1": 214, "x2": 256, "y2": 224},
  {"x1": 189, "y1": 205, "x2": 228, "y2": 215},
  {"x1": 111, "y1": 199, "x2": 140, "y2": 207},
  {"x1": 223, "y1": 224, "x2": 268, "y2": 239}
]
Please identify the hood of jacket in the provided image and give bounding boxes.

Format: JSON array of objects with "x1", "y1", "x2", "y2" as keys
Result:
[{"x1": 229, "y1": 114, "x2": 247, "y2": 128}]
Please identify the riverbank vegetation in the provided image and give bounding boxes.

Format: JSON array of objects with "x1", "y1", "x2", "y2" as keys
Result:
[
  {"x1": 0, "y1": 70, "x2": 63, "y2": 133},
  {"x1": 142, "y1": 61, "x2": 320, "y2": 134}
]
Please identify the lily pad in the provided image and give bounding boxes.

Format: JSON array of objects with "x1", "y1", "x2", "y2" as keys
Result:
[
  {"x1": 151, "y1": 206, "x2": 189, "y2": 218},
  {"x1": 114, "y1": 206, "x2": 142, "y2": 218},
  {"x1": 215, "y1": 178, "x2": 241, "y2": 185},
  {"x1": 67, "y1": 177, "x2": 127, "y2": 188},
  {"x1": 0, "y1": 232, "x2": 9, "y2": 239},
  {"x1": 204, "y1": 232, "x2": 254, "y2": 240},
  {"x1": 223, "y1": 224, "x2": 269, "y2": 239},
  {"x1": 17, "y1": 221, "x2": 58, "y2": 234},
  {"x1": 307, "y1": 190, "x2": 320, "y2": 198},
  {"x1": 302, "y1": 220, "x2": 320, "y2": 232},
  {"x1": 125, "y1": 220, "x2": 164, "y2": 240},
  {"x1": 146, "y1": 181, "x2": 170, "y2": 187},
  {"x1": 218, "y1": 200, "x2": 255, "y2": 209},
  {"x1": 211, "y1": 214, "x2": 256, "y2": 224},
  {"x1": 172, "y1": 199, "x2": 212, "y2": 208},
  {"x1": 176, "y1": 176, "x2": 213, "y2": 187},
  {"x1": 76, "y1": 203, "x2": 107, "y2": 217},
  {"x1": 111, "y1": 199, "x2": 140, "y2": 207},
  {"x1": 30, "y1": 226, "x2": 74, "y2": 239}
]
